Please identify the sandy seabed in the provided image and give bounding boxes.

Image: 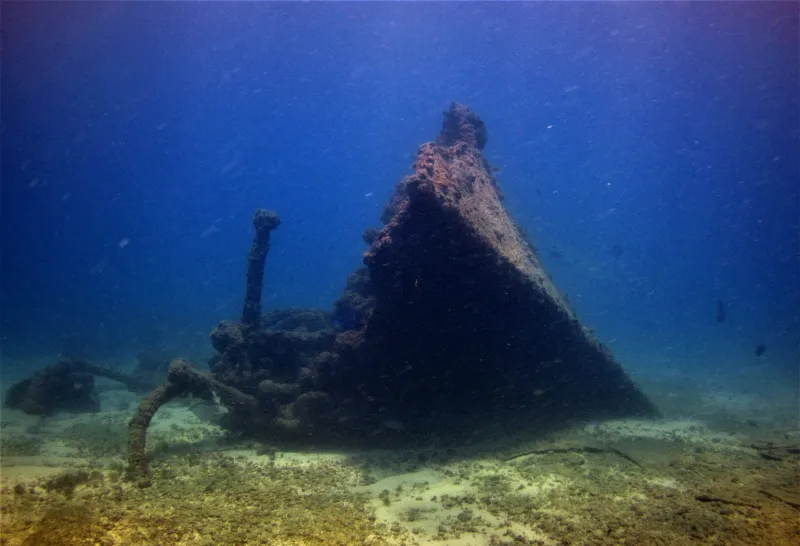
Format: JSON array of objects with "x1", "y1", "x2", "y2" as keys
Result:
[{"x1": 1, "y1": 371, "x2": 798, "y2": 546}]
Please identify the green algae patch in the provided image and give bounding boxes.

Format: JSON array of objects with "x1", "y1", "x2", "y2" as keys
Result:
[
  {"x1": 1, "y1": 452, "x2": 382, "y2": 546},
  {"x1": 60, "y1": 420, "x2": 130, "y2": 459},
  {"x1": 16, "y1": 503, "x2": 113, "y2": 546},
  {"x1": 0, "y1": 433, "x2": 44, "y2": 458}
]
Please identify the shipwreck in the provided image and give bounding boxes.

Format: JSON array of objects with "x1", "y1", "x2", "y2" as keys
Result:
[{"x1": 4, "y1": 104, "x2": 658, "y2": 485}]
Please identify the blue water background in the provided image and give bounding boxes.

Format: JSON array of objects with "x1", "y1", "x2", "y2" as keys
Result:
[{"x1": 2, "y1": 2, "x2": 797, "y2": 385}]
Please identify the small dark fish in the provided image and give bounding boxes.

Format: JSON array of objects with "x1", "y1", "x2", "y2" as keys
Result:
[
  {"x1": 754, "y1": 344, "x2": 767, "y2": 357},
  {"x1": 548, "y1": 249, "x2": 562, "y2": 259},
  {"x1": 535, "y1": 188, "x2": 542, "y2": 197},
  {"x1": 610, "y1": 244, "x2": 624, "y2": 259},
  {"x1": 716, "y1": 299, "x2": 727, "y2": 323}
]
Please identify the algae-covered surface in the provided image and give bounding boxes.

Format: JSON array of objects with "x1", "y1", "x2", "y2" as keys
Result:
[{"x1": 1, "y1": 379, "x2": 798, "y2": 546}]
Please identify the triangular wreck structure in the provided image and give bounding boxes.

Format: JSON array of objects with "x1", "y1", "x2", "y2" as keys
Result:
[
  {"x1": 125, "y1": 103, "x2": 656, "y2": 483},
  {"x1": 327, "y1": 102, "x2": 657, "y2": 431}
]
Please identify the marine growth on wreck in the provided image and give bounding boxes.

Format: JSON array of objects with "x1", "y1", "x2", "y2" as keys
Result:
[{"x1": 4, "y1": 104, "x2": 658, "y2": 485}]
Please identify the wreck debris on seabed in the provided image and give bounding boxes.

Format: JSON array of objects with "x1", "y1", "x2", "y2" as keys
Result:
[
  {"x1": 4, "y1": 358, "x2": 155, "y2": 416},
  {"x1": 2, "y1": 104, "x2": 797, "y2": 545}
]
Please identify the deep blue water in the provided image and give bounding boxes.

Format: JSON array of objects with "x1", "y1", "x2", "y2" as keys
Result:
[{"x1": 2, "y1": 2, "x2": 797, "y2": 382}]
